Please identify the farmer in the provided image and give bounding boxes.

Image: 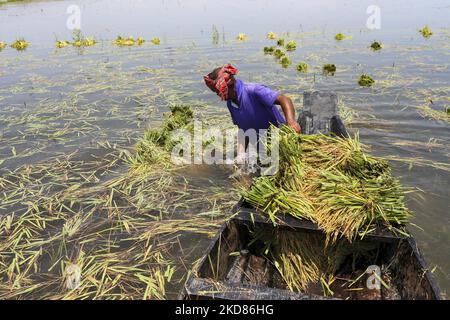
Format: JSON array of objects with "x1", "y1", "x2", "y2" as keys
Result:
[{"x1": 204, "y1": 64, "x2": 301, "y2": 160}]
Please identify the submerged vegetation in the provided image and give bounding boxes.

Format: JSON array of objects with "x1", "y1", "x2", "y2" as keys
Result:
[
  {"x1": 358, "y1": 74, "x2": 375, "y2": 87},
  {"x1": 0, "y1": 98, "x2": 236, "y2": 299},
  {"x1": 10, "y1": 38, "x2": 29, "y2": 51},
  {"x1": 419, "y1": 26, "x2": 433, "y2": 38},
  {"x1": 242, "y1": 126, "x2": 411, "y2": 243}
]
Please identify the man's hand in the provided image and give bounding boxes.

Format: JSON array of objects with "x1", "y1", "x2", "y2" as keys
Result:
[
  {"x1": 287, "y1": 120, "x2": 302, "y2": 133},
  {"x1": 275, "y1": 95, "x2": 302, "y2": 134}
]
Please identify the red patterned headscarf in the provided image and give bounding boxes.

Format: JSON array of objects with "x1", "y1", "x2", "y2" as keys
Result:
[{"x1": 204, "y1": 64, "x2": 238, "y2": 101}]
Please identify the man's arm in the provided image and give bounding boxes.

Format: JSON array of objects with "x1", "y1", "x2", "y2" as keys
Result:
[{"x1": 275, "y1": 95, "x2": 302, "y2": 133}]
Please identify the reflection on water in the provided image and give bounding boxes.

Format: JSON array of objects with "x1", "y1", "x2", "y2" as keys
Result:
[{"x1": 0, "y1": 0, "x2": 449, "y2": 297}]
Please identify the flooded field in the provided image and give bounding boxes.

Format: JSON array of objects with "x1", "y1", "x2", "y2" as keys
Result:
[{"x1": 0, "y1": 0, "x2": 449, "y2": 298}]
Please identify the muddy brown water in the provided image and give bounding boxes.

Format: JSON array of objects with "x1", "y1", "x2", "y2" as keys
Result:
[{"x1": 0, "y1": 0, "x2": 449, "y2": 297}]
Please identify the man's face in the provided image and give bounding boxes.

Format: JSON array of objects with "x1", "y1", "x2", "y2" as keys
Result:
[{"x1": 205, "y1": 75, "x2": 236, "y2": 100}]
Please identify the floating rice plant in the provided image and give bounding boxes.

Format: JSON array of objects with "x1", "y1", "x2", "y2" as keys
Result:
[
  {"x1": 82, "y1": 38, "x2": 96, "y2": 47},
  {"x1": 419, "y1": 26, "x2": 433, "y2": 38},
  {"x1": 334, "y1": 33, "x2": 351, "y2": 41},
  {"x1": 0, "y1": 41, "x2": 6, "y2": 50},
  {"x1": 113, "y1": 36, "x2": 145, "y2": 46},
  {"x1": 370, "y1": 41, "x2": 383, "y2": 51},
  {"x1": 151, "y1": 37, "x2": 161, "y2": 45},
  {"x1": 358, "y1": 74, "x2": 375, "y2": 87},
  {"x1": 11, "y1": 38, "x2": 29, "y2": 51},
  {"x1": 242, "y1": 125, "x2": 412, "y2": 243},
  {"x1": 276, "y1": 39, "x2": 285, "y2": 46},
  {"x1": 263, "y1": 46, "x2": 275, "y2": 54},
  {"x1": 71, "y1": 29, "x2": 96, "y2": 47},
  {"x1": 113, "y1": 36, "x2": 136, "y2": 46},
  {"x1": 296, "y1": 62, "x2": 308, "y2": 73},
  {"x1": 279, "y1": 56, "x2": 292, "y2": 68},
  {"x1": 323, "y1": 64, "x2": 336, "y2": 75},
  {"x1": 285, "y1": 40, "x2": 297, "y2": 51},
  {"x1": 55, "y1": 40, "x2": 70, "y2": 48},
  {"x1": 267, "y1": 31, "x2": 278, "y2": 40},
  {"x1": 137, "y1": 37, "x2": 145, "y2": 45},
  {"x1": 236, "y1": 33, "x2": 247, "y2": 41},
  {"x1": 274, "y1": 49, "x2": 285, "y2": 59}
]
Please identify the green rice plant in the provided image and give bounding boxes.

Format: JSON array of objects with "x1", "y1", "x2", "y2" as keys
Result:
[
  {"x1": 113, "y1": 36, "x2": 136, "y2": 46},
  {"x1": 135, "y1": 138, "x2": 169, "y2": 164},
  {"x1": 135, "y1": 105, "x2": 194, "y2": 165},
  {"x1": 263, "y1": 46, "x2": 275, "y2": 54},
  {"x1": 370, "y1": 41, "x2": 383, "y2": 51},
  {"x1": 296, "y1": 62, "x2": 308, "y2": 73},
  {"x1": 314, "y1": 170, "x2": 410, "y2": 243},
  {"x1": 113, "y1": 36, "x2": 145, "y2": 46},
  {"x1": 419, "y1": 26, "x2": 433, "y2": 38},
  {"x1": 279, "y1": 56, "x2": 292, "y2": 68},
  {"x1": 334, "y1": 33, "x2": 348, "y2": 41},
  {"x1": 358, "y1": 74, "x2": 375, "y2": 87},
  {"x1": 236, "y1": 33, "x2": 247, "y2": 41},
  {"x1": 285, "y1": 40, "x2": 297, "y2": 51},
  {"x1": 151, "y1": 37, "x2": 161, "y2": 45},
  {"x1": 242, "y1": 125, "x2": 412, "y2": 243},
  {"x1": 242, "y1": 176, "x2": 314, "y2": 225},
  {"x1": 255, "y1": 229, "x2": 377, "y2": 293},
  {"x1": 277, "y1": 39, "x2": 285, "y2": 46},
  {"x1": 274, "y1": 49, "x2": 285, "y2": 59},
  {"x1": 55, "y1": 40, "x2": 70, "y2": 48},
  {"x1": 136, "y1": 37, "x2": 145, "y2": 45},
  {"x1": 323, "y1": 64, "x2": 336, "y2": 75},
  {"x1": 267, "y1": 31, "x2": 277, "y2": 40},
  {"x1": 71, "y1": 29, "x2": 96, "y2": 47},
  {"x1": 11, "y1": 38, "x2": 29, "y2": 51}
]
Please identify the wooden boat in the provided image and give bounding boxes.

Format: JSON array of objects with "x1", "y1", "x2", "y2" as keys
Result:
[{"x1": 180, "y1": 91, "x2": 442, "y2": 300}]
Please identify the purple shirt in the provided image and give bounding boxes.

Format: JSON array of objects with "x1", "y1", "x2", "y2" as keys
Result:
[{"x1": 226, "y1": 79, "x2": 286, "y2": 131}]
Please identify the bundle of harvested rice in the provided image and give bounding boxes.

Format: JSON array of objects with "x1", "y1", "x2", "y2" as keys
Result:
[
  {"x1": 135, "y1": 105, "x2": 193, "y2": 165},
  {"x1": 242, "y1": 126, "x2": 411, "y2": 242},
  {"x1": 253, "y1": 229, "x2": 377, "y2": 293}
]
